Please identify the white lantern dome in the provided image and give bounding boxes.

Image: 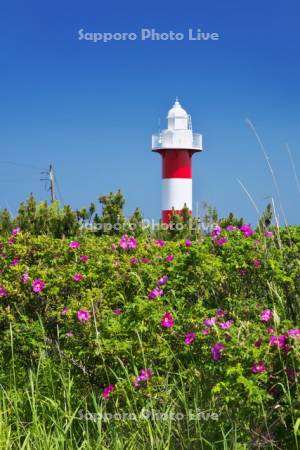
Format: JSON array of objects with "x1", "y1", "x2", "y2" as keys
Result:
[{"x1": 167, "y1": 99, "x2": 188, "y2": 119}]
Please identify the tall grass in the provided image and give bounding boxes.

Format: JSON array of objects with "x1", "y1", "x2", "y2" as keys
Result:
[{"x1": 0, "y1": 320, "x2": 298, "y2": 449}]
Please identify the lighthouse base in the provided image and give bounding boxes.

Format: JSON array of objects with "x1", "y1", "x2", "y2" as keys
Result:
[{"x1": 162, "y1": 209, "x2": 192, "y2": 224}]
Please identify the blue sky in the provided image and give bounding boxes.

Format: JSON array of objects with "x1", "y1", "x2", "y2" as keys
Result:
[{"x1": 0, "y1": 0, "x2": 300, "y2": 225}]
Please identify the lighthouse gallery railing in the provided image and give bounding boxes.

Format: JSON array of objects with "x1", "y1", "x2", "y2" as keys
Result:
[{"x1": 152, "y1": 133, "x2": 202, "y2": 150}]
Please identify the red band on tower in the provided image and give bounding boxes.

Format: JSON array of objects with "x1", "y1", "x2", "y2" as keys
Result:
[{"x1": 159, "y1": 149, "x2": 193, "y2": 179}]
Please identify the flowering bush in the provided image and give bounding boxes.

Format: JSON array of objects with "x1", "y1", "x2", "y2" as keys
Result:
[{"x1": 0, "y1": 227, "x2": 299, "y2": 447}]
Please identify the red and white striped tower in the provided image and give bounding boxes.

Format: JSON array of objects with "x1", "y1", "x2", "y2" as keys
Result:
[{"x1": 152, "y1": 99, "x2": 203, "y2": 223}]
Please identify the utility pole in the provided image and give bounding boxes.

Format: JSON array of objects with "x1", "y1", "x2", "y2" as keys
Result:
[
  {"x1": 49, "y1": 165, "x2": 55, "y2": 203},
  {"x1": 40, "y1": 164, "x2": 56, "y2": 203}
]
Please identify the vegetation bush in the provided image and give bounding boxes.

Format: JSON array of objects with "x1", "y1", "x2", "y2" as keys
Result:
[{"x1": 0, "y1": 225, "x2": 299, "y2": 448}]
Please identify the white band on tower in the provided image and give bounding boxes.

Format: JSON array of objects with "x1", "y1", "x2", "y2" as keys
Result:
[{"x1": 162, "y1": 178, "x2": 192, "y2": 211}]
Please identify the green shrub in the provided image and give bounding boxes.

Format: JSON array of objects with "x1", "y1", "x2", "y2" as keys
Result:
[{"x1": 0, "y1": 226, "x2": 299, "y2": 448}]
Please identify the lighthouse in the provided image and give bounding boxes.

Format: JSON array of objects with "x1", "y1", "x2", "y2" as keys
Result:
[{"x1": 152, "y1": 99, "x2": 203, "y2": 223}]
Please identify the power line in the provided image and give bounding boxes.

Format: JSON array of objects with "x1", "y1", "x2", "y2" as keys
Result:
[
  {"x1": 1, "y1": 160, "x2": 66, "y2": 206},
  {"x1": 54, "y1": 173, "x2": 65, "y2": 205},
  {"x1": 0, "y1": 178, "x2": 31, "y2": 182},
  {"x1": 0, "y1": 161, "x2": 40, "y2": 170}
]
